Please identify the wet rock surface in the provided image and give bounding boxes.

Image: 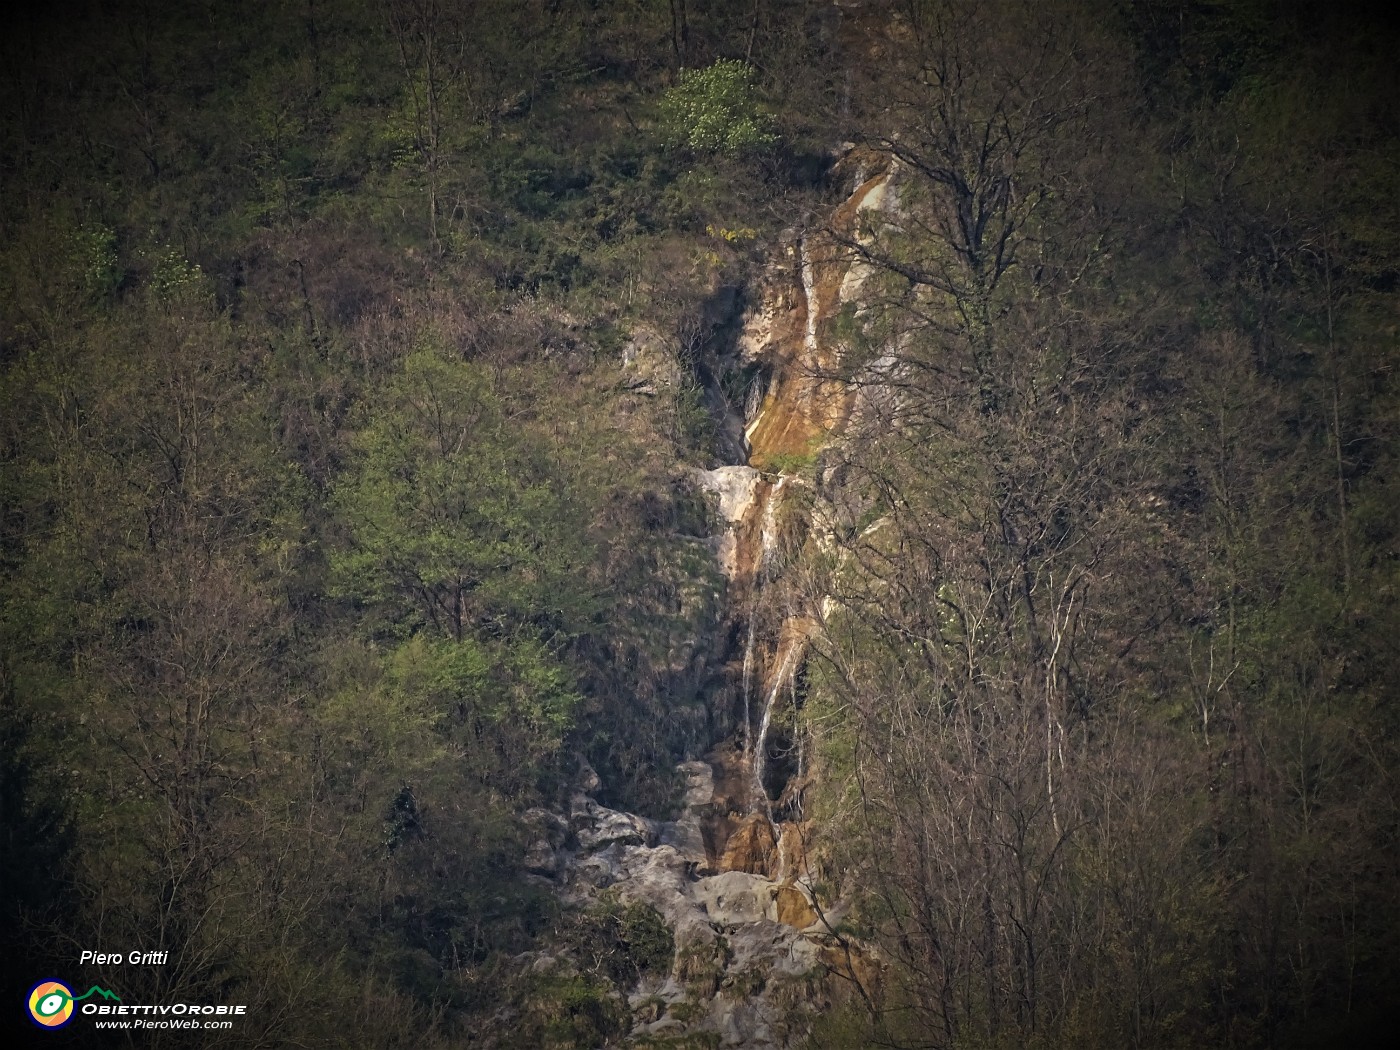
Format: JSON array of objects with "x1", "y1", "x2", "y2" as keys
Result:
[
  {"x1": 533, "y1": 156, "x2": 899, "y2": 1047},
  {"x1": 695, "y1": 465, "x2": 765, "y2": 581},
  {"x1": 545, "y1": 761, "x2": 843, "y2": 1047}
]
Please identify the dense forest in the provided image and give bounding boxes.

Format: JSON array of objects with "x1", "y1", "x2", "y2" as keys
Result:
[{"x1": 3, "y1": 1, "x2": 1399, "y2": 1047}]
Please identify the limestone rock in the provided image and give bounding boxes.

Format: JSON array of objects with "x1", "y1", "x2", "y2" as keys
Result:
[
  {"x1": 695, "y1": 465, "x2": 764, "y2": 578},
  {"x1": 532, "y1": 151, "x2": 902, "y2": 1047},
  {"x1": 659, "y1": 761, "x2": 714, "y2": 864},
  {"x1": 694, "y1": 870, "x2": 775, "y2": 926},
  {"x1": 621, "y1": 324, "x2": 682, "y2": 395},
  {"x1": 576, "y1": 755, "x2": 602, "y2": 793},
  {"x1": 571, "y1": 794, "x2": 660, "y2": 850},
  {"x1": 697, "y1": 465, "x2": 763, "y2": 526}
]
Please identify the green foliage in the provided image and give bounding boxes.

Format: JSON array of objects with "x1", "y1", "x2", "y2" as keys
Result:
[
  {"x1": 2, "y1": 1, "x2": 1398, "y2": 1047},
  {"x1": 763, "y1": 441, "x2": 821, "y2": 477},
  {"x1": 331, "y1": 348, "x2": 602, "y2": 640},
  {"x1": 563, "y1": 893, "x2": 675, "y2": 988},
  {"x1": 386, "y1": 632, "x2": 580, "y2": 787},
  {"x1": 142, "y1": 242, "x2": 207, "y2": 302},
  {"x1": 673, "y1": 935, "x2": 732, "y2": 1000},
  {"x1": 0, "y1": 698, "x2": 77, "y2": 1012},
  {"x1": 501, "y1": 971, "x2": 631, "y2": 1049},
  {"x1": 68, "y1": 222, "x2": 120, "y2": 301},
  {"x1": 0, "y1": 0, "x2": 797, "y2": 1043},
  {"x1": 658, "y1": 60, "x2": 776, "y2": 157}
]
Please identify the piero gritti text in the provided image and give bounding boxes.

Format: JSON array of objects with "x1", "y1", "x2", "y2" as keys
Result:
[{"x1": 80, "y1": 950, "x2": 169, "y2": 966}]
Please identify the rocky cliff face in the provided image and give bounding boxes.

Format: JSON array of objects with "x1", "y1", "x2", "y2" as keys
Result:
[{"x1": 537, "y1": 151, "x2": 901, "y2": 1047}]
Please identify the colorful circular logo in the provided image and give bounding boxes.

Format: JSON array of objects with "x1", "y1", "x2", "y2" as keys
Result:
[{"x1": 28, "y1": 981, "x2": 75, "y2": 1028}]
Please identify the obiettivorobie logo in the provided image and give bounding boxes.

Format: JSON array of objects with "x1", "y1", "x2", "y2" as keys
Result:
[
  {"x1": 27, "y1": 981, "x2": 120, "y2": 1029},
  {"x1": 26, "y1": 978, "x2": 248, "y2": 1032}
]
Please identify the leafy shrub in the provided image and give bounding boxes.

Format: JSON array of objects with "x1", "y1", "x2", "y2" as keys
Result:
[
  {"x1": 566, "y1": 894, "x2": 675, "y2": 988},
  {"x1": 658, "y1": 60, "x2": 775, "y2": 157}
]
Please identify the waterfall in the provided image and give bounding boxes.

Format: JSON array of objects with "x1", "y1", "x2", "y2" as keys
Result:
[
  {"x1": 740, "y1": 603, "x2": 757, "y2": 759},
  {"x1": 795, "y1": 698, "x2": 805, "y2": 812},
  {"x1": 759, "y1": 475, "x2": 787, "y2": 576},
  {"x1": 747, "y1": 475, "x2": 789, "y2": 801},
  {"x1": 740, "y1": 237, "x2": 810, "y2": 811},
  {"x1": 544, "y1": 160, "x2": 893, "y2": 1050},
  {"x1": 791, "y1": 668, "x2": 802, "y2": 812},
  {"x1": 753, "y1": 641, "x2": 798, "y2": 807},
  {"x1": 800, "y1": 237, "x2": 819, "y2": 356}
]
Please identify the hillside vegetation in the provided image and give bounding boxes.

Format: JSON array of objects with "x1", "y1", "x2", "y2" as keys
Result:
[{"x1": 2, "y1": 1, "x2": 1398, "y2": 1048}]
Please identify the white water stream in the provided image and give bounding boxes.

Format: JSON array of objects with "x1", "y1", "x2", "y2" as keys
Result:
[
  {"x1": 543, "y1": 165, "x2": 893, "y2": 1047},
  {"x1": 740, "y1": 602, "x2": 757, "y2": 758},
  {"x1": 748, "y1": 475, "x2": 791, "y2": 807},
  {"x1": 743, "y1": 236, "x2": 819, "y2": 811},
  {"x1": 753, "y1": 641, "x2": 799, "y2": 808},
  {"x1": 801, "y1": 236, "x2": 819, "y2": 356}
]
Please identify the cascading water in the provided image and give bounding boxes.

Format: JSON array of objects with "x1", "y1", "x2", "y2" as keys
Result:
[
  {"x1": 758, "y1": 476, "x2": 787, "y2": 573},
  {"x1": 801, "y1": 236, "x2": 819, "y2": 356},
  {"x1": 742, "y1": 239, "x2": 818, "y2": 811},
  {"x1": 753, "y1": 642, "x2": 799, "y2": 807},
  {"x1": 740, "y1": 602, "x2": 757, "y2": 757},
  {"x1": 748, "y1": 453, "x2": 792, "y2": 809},
  {"x1": 541, "y1": 155, "x2": 896, "y2": 1049}
]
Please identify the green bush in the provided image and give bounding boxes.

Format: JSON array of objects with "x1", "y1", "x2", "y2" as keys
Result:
[
  {"x1": 565, "y1": 895, "x2": 675, "y2": 988},
  {"x1": 658, "y1": 60, "x2": 775, "y2": 157}
]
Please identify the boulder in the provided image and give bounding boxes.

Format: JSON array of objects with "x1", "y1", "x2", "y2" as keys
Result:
[
  {"x1": 694, "y1": 871, "x2": 775, "y2": 926},
  {"x1": 774, "y1": 884, "x2": 819, "y2": 930},
  {"x1": 573, "y1": 796, "x2": 660, "y2": 851}
]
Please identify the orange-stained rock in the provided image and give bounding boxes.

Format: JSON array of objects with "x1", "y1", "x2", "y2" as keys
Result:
[
  {"x1": 772, "y1": 820, "x2": 811, "y2": 882},
  {"x1": 719, "y1": 812, "x2": 777, "y2": 875},
  {"x1": 819, "y1": 940, "x2": 886, "y2": 1003},
  {"x1": 741, "y1": 168, "x2": 892, "y2": 472},
  {"x1": 774, "y1": 883, "x2": 819, "y2": 929}
]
